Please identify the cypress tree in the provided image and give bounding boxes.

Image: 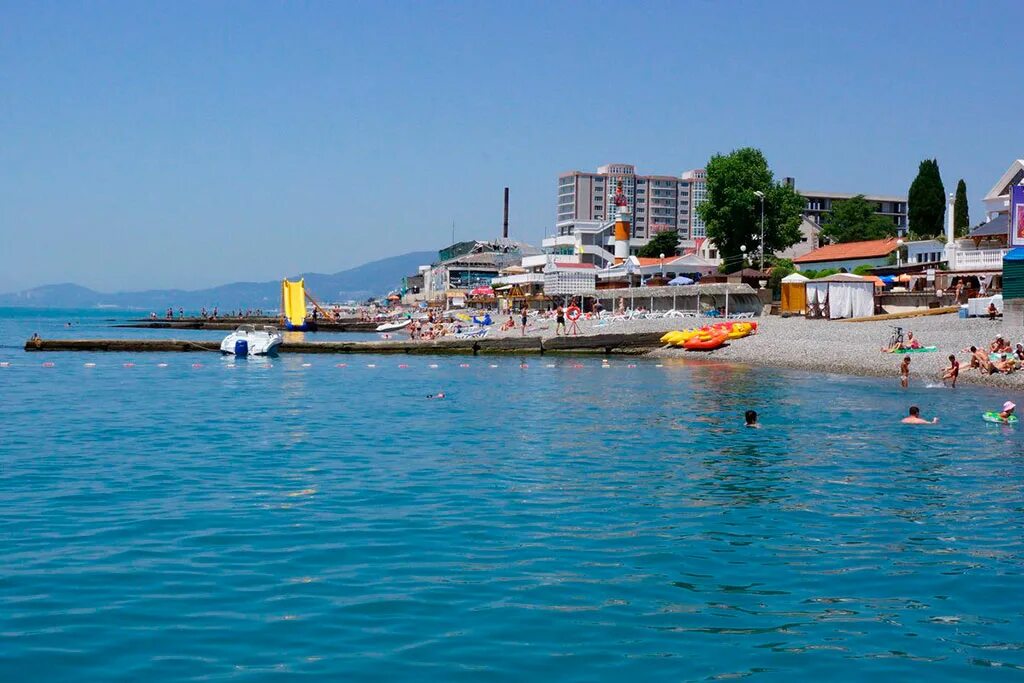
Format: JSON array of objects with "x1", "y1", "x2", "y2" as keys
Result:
[
  {"x1": 954, "y1": 178, "x2": 970, "y2": 237},
  {"x1": 908, "y1": 159, "x2": 946, "y2": 238}
]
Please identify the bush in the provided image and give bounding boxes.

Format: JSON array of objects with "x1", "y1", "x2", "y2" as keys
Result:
[
  {"x1": 852, "y1": 264, "x2": 875, "y2": 276},
  {"x1": 769, "y1": 265, "x2": 794, "y2": 297}
]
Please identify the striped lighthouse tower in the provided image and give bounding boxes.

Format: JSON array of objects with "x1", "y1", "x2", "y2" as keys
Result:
[{"x1": 611, "y1": 180, "x2": 630, "y2": 265}]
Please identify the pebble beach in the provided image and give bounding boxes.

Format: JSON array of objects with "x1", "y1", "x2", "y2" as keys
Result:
[
  {"x1": 651, "y1": 313, "x2": 1024, "y2": 388},
  {"x1": 484, "y1": 310, "x2": 1024, "y2": 388}
]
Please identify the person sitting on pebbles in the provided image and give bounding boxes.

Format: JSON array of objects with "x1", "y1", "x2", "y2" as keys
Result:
[
  {"x1": 968, "y1": 346, "x2": 997, "y2": 375},
  {"x1": 990, "y1": 334, "x2": 1010, "y2": 354},
  {"x1": 994, "y1": 354, "x2": 1018, "y2": 374}
]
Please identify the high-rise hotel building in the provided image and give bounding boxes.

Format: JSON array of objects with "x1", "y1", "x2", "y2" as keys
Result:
[{"x1": 557, "y1": 164, "x2": 705, "y2": 241}]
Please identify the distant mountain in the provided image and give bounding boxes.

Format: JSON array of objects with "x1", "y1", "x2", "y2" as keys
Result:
[{"x1": 0, "y1": 251, "x2": 436, "y2": 310}]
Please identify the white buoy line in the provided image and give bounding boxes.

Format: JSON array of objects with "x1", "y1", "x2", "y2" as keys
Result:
[{"x1": 1, "y1": 359, "x2": 665, "y2": 371}]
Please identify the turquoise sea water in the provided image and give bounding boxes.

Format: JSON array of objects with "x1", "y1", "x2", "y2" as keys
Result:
[{"x1": 2, "y1": 308, "x2": 1024, "y2": 680}]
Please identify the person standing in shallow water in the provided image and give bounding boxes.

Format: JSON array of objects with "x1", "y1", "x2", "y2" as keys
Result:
[
  {"x1": 900, "y1": 355, "x2": 911, "y2": 388},
  {"x1": 744, "y1": 410, "x2": 759, "y2": 428},
  {"x1": 941, "y1": 354, "x2": 959, "y2": 388}
]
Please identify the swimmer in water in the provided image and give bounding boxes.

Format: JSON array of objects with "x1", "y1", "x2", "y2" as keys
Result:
[
  {"x1": 426, "y1": 392, "x2": 445, "y2": 400},
  {"x1": 901, "y1": 405, "x2": 938, "y2": 424},
  {"x1": 744, "y1": 410, "x2": 760, "y2": 428}
]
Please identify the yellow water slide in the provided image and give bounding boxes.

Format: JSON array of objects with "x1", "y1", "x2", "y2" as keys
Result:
[{"x1": 281, "y1": 279, "x2": 307, "y2": 327}]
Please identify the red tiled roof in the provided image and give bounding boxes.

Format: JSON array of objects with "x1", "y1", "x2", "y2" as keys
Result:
[{"x1": 793, "y1": 237, "x2": 900, "y2": 263}]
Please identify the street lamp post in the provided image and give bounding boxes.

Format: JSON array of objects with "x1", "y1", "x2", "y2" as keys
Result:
[
  {"x1": 660, "y1": 252, "x2": 665, "y2": 279},
  {"x1": 753, "y1": 190, "x2": 766, "y2": 272},
  {"x1": 740, "y1": 244, "x2": 747, "y2": 268},
  {"x1": 896, "y1": 238, "x2": 904, "y2": 269}
]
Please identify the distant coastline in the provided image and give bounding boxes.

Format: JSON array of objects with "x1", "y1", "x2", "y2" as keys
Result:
[{"x1": 0, "y1": 250, "x2": 433, "y2": 310}]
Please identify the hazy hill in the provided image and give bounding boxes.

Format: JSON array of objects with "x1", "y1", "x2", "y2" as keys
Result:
[{"x1": 0, "y1": 251, "x2": 435, "y2": 310}]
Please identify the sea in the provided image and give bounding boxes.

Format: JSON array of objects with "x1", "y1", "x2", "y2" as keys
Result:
[{"x1": 2, "y1": 308, "x2": 1023, "y2": 681}]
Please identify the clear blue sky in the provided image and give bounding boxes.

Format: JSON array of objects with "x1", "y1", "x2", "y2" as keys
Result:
[{"x1": 1, "y1": 0, "x2": 1019, "y2": 292}]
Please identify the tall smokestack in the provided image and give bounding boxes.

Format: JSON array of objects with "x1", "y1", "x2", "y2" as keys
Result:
[{"x1": 503, "y1": 187, "x2": 509, "y2": 239}]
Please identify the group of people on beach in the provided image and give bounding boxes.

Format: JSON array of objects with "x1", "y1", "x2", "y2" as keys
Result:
[
  {"x1": 965, "y1": 334, "x2": 1024, "y2": 376},
  {"x1": 885, "y1": 326, "x2": 1020, "y2": 425},
  {"x1": 892, "y1": 330, "x2": 1024, "y2": 389},
  {"x1": 150, "y1": 307, "x2": 268, "y2": 320}
]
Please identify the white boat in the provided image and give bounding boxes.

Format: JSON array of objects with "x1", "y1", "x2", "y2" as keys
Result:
[
  {"x1": 375, "y1": 319, "x2": 411, "y2": 333},
  {"x1": 220, "y1": 325, "x2": 283, "y2": 356}
]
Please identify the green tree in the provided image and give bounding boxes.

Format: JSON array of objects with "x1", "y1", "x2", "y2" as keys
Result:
[
  {"x1": 637, "y1": 230, "x2": 680, "y2": 258},
  {"x1": 908, "y1": 159, "x2": 946, "y2": 238},
  {"x1": 819, "y1": 195, "x2": 896, "y2": 243},
  {"x1": 954, "y1": 178, "x2": 970, "y2": 237},
  {"x1": 697, "y1": 147, "x2": 805, "y2": 272},
  {"x1": 852, "y1": 264, "x2": 875, "y2": 276}
]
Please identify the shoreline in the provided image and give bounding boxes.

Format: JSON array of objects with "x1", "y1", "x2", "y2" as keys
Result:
[
  {"x1": 19, "y1": 310, "x2": 1024, "y2": 391},
  {"x1": 648, "y1": 314, "x2": 1024, "y2": 389}
]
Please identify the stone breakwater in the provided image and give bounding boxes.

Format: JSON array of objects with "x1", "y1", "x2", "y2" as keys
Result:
[
  {"x1": 650, "y1": 314, "x2": 1024, "y2": 388},
  {"x1": 23, "y1": 333, "x2": 667, "y2": 355}
]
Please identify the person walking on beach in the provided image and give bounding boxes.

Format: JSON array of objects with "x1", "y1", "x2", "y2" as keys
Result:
[
  {"x1": 900, "y1": 355, "x2": 911, "y2": 388},
  {"x1": 941, "y1": 354, "x2": 959, "y2": 388},
  {"x1": 520, "y1": 305, "x2": 528, "y2": 336},
  {"x1": 901, "y1": 406, "x2": 938, "y2": 424},
  {"x1": 555, "y1": 306, "x2": 566, "y2": 336}
]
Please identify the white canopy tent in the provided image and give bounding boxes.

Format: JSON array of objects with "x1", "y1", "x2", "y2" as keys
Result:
[{"x1": 806, "y1": 273, "x2": 875, "y2": 319}]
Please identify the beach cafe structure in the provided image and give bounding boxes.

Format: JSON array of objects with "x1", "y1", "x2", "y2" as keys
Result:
[
  {"x1": 583, "y1": 283, "x2": 763, "y2": 317},
  {"x1": 422, "y1": 239, "x2": 541, "y2": 308},
  {"x1": 489, "y1": 255, "x2": 596, "y2": 310},
  {"x1": 595, "y1": 254, "x2": 718, "y2": 288}
]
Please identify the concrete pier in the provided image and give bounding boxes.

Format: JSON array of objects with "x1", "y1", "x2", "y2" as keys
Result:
[
  {"x1": 24, "y1": 333, "x2": 665, "y2": 356},
  {"x1": 119, "y1": 317, "x2": 379, "y2": 332}
]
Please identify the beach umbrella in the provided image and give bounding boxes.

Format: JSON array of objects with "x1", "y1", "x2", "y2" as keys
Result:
[{"x1": 668, "y1": 276, "x2": 694, "y2": 286}]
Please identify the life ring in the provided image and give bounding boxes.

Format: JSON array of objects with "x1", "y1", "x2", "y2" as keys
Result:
[{"x1": 566, "y1": 306, "x2": 582, "y2": 322}]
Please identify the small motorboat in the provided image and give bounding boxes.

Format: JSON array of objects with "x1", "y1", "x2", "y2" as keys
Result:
[
  {"x1": 375, "y1": 319, "x2": 411, "y2": 333},
  {"x1": 220, "y1": 325, "x2": 283, "y2": 356}
]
